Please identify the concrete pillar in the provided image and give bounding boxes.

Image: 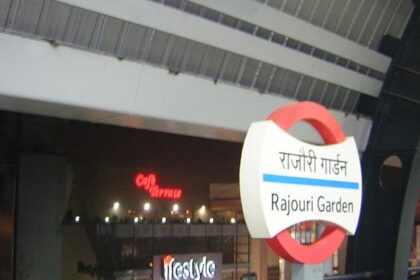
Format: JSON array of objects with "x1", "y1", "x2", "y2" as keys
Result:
[
  {"x1": 250, "y1": 239, "x2": 268, "y2": 279},
  {"x1": 291, "y1": 263, "x2": 323, "y2": 280},
  {"x1": 16, "y1": 154, "x2": 67, "y2": 280}
]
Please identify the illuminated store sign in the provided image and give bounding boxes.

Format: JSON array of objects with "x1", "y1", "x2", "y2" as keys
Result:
[
  {"x1": 153, "y1": 253, "x2": 222, "y2": 280},
  {"x1": 135, "y1": 173, "x2": 182, "y2": 199},
  {"x1": 240, "y1": 102, "x2": 362, "y2": 264}
]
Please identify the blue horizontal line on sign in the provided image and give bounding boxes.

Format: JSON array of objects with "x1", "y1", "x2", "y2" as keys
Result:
[{"x1": 263, "y1": 174, "x2": 359, "y2": 190}]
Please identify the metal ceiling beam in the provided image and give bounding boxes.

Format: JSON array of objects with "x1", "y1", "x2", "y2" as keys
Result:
[
  {"x1": 191, "y1": 0, "x2": 391, "y2": 74},
  {"x1": 57, "y1": 0, "x2": 384, "y2": 97},
  {"x1": 0, "y1": 32, "x2": 372, "y2": 150}
]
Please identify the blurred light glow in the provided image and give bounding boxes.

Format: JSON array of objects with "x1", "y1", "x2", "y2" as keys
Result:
[
  {"x1": 172, "y1": 203, "x2": 179, "y2": 212},
  {"x1": 75, "y1": 216, "x2": 80, "y2": 223},
  {"x1": 144, "y1": 202, "x2": 151, "y2": 211},
  {"x1": 113, "y1": 202, "x2": 120, "y2": 211},
  {"x1": 199, "y1": 205, "x2": 206, "y2": 215},
  {"x1": 186, "y1": 217, "x2": 191, "y2": 224},
  {"x1": 134, "y1": 217, "x2": 139, "y2": 223},
  {"x1": 230, "y1": 218, "x2": 236, "y2": 224},
  {"x1": 105, "y1": 216, "x2": 110, "y2": 223},
  {"x1": 209, "y1": 218, "x2": 214, "y2": 224},
  {"x1": 162, "y1": 217, "x2": 167, "y2": 224}
]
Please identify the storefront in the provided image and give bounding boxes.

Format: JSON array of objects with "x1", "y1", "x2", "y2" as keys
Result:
[
  {"x1": 0, "y1": 110, "x2": 359, "y2": 280},
  {"x1": 1, "y1": 112, "x2": 262, "y2": 280}
]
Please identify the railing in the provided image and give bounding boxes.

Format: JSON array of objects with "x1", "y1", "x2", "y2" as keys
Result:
[
  {"x1": 325, "y1": 267, "x2": 420, "y2": 280},
  {"x1": 408, "y1": 266, "x2": 420, "y2": 280},
  {"x1": 409, "y1": 266, "x2": 420, "y2": 273},
  {"x1": 324, "y1": 271, "x2": 383, "y2": 280},
  {"x1": 96, "y1": 223, "x2": 249, "y2": 238}
]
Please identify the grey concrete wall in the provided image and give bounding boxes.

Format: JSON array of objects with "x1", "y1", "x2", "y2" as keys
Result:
[
  {"x1": 16, "y1": 154, "x2": 67, "y2": 280},
  {"x1": 61, "y1": 226, "x2": 97, "y2": 280}
]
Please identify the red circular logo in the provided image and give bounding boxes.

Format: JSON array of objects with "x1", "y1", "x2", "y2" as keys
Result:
[{"x1": 264, "y1": 101, "x2": 347, "y2": 264}]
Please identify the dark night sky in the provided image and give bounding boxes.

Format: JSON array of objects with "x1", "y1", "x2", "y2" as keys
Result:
[{"x1": 61, "y1": 120, "x2": 243, "y2": 220}]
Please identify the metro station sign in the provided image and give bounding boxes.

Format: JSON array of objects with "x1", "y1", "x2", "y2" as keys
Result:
[{"x1": 239, "y1": 102, "x2": 362, "y2": 264}]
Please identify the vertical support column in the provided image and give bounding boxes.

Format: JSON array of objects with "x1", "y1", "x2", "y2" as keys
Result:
[
  {"x1": 348, "y1": 2, "x2": 420, "y2": 279},
  {"x1": 250, "y1": 239, "x2": 267, "y2": 279},
  {"x1": 0, "y1": 165, "x2": 17, "y2": 280},
  {"x1": 291, "y1": 264, "x2": 323, "y2": 280},
  {"x1": 15, "y1": 154, "x2": 67, "y2": 280},
  {"x1": 394, "y1": 140, "x2": 420, "y2": 279}
]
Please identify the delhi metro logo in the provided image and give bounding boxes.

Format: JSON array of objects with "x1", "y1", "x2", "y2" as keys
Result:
[{"x1": 239, "y1": 102, "x2": 362, "y2": 264}]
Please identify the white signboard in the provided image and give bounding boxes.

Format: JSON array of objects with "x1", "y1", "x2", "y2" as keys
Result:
[{"x1": 240, "y1": 120, "x2": 362, "y2": 238}]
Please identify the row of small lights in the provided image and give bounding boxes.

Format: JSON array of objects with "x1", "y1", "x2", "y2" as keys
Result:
[{"x1": 73, "y1": 202, "x2": 236, "y2": 224}]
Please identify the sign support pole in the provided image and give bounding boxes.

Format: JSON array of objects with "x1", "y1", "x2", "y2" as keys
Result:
[{"x1": 291, "y1": 263, "x2": 323, "y2": 280}]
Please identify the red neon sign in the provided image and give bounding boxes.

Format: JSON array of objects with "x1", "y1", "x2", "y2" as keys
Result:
[{"x1": 135, "y1": 173, "x2": 182, "y2": 199}]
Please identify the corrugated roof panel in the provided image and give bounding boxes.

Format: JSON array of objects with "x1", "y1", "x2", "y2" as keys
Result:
[
  {"x1": 138, "y1": 29, "x2": 156, "y2": 61},
  {"x1": 184, "y1": 1, "x2": 203, "y2": 16},
  {"x1": 238, "y1": 19, "x2": 257, "y2": 35},
  {"x1": 161, "y1": 34, "x2": 177, "y2": 66},
  {"x1": 98, "y1": 17, "x2": 123, "y2": 54},
  {"x1": 267, "y1": 67, "x2": 285, "y2": 94},
  {"x1": 119, "y1": 24, "x2": 147, "y2": 60},
  {"x1": 346, "y1": 91, "x2": 361, "y2": 113},
  {"x1": 166, "y1": 36, "x2": 189, "y2": 71},
  {"x1": 283, "y1": 0, "x2": 301, "y2": 16},
  {"x1": 221, "y1": 52, "x2": 243, "y2": 84},
  {"x1": 203, "y1": 7, "x2": 220, "y2": 22},
  {"x1": 254, "y1": 63, "x2": 274, "y2": 93},
  {"x1": 197, "y1": 46, "x2": 212, "y2": 75},
  {"x1": 238, "y1": 58, "x2": 259, "y2": 88},
  {"x1": 271, "y1": 32, "x2": 286, "y2": 45},
  {"x1": 329, "y1": 87, "x2": 348, "y2": 109},
  {"x1": 281, "y1": 71, "x2": 300, "y2": 98},
  {"x1": 295, "y1": 76, "x2": 314, "y2": 101},
  {"x1": 202, "y1": 48, "x2": 225, "y2": 79},
  {"x1": 285, "y1": 37, "x2": 300, "y2": 50},
  {"x1": 37, "y1": 1, "x2": 71, "y2": 40},
  {"x1": 298, "y1": 0, "x2": 318, "y2": 21},
  {"x1": 264, "y1": 0, "x2": 414, "y2": 51},
  {"x1": 309, "y1": 0, "x2": 333, "y2": 26},
  {"x1": 5, "y1": 0, "x2": 411, "y2": 114},
  {"x1": 185, "y1": 42, "x2": 208, "y2": 74},
  {"x1": 320, "y1": 84, "x2": 337, "y2": 107},
  {"x1": 151, "y1": 31, "x2": 173, "y2": 65},
  {"x1": 358, "y1": 1, "x2": 384, "y2": 46},
  {"x1": 255, "y1": 26, "x2": 271, "y2": 40},
  {"x1": 266, "y1": 0, "x2": 284, "y2": 11},
  {"x1": 389, "y1": 0, "x2": 413, "y2": 38},
  {"x1": 162, "y1": 0, "x2": 182, "y2": 9},
  {"x1": 348, "y1": 1, "x2": 376, "y2": 42},
  {"x1": 0, "y1": 0, "x2": 12, "y2": 27},
  {"x1": 310, "y1": 80, "x2": 328, "y2": 103},
  {"x1": 11, "y1": 0, "x2": 43, "y2": 34},
  {"x1": 68, "y1": 9, "x2": 97, "y2": 47},
  {"x1": 220, "y1": 13, "x2": 238, "y2": 29},
  {"x1": 331, "y1": 87, "x2": 347, "y2": 110},
  {"x1": 367, "y1": 0, "x2": 395, "y2": 48},
  {"x1": 322, "y1": 1, "x2": 346, "y2": 32}
]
